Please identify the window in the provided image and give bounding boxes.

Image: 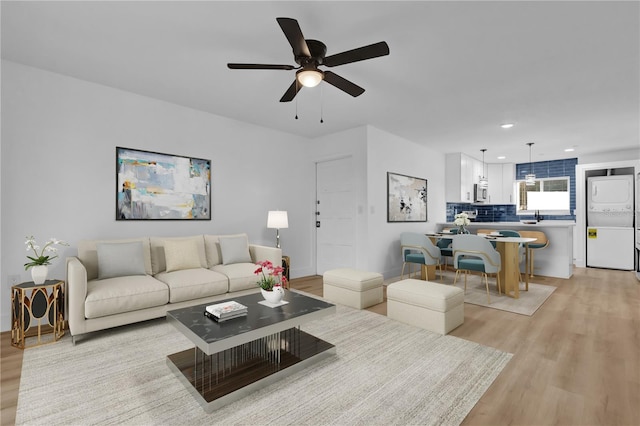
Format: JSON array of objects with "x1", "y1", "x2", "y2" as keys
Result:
[{"x1": 515, "y1": 177, "x2": 570, "y2": 215}]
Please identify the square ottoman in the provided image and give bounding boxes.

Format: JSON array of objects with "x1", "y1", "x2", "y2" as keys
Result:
[
  {"x1": 323, "y1": 268, "x2": 384, "y2": 309},
  {"x1": 387, "y1": 279, "x2": 464, "y2": 335}
]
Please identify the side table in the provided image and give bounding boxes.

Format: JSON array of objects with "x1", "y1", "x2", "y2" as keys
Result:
[
  {"x1": 282, "y1": 255, "x2": 290, "y2": 287},
  {"x1": 11, "y1": 279, "x2": 65, "y2": 349}
]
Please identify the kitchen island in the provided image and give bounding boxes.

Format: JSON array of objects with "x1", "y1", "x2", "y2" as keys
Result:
[{"x1": 436, "y1": 221, "x2": 575, "y2": 279}]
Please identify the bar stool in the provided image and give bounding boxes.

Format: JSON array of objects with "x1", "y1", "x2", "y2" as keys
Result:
[
  {"x1": 475, "y1": 229, "x2": 497, "y2": 235},
  {"x1": 476, "y1": 229, "x2": 498, "y2": 247},
  {"x1": 518, "y1": 230, "x2": 549, "y2": 278}
]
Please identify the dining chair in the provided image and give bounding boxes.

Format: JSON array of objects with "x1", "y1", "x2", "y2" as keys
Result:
[
  {"x1": 436, "y1": 228, "x2": 458, "y2": 271},
  {"x1": 452, "y1": 234, "x2": 501, "y2": 303},
  {"x1": 400, "y1": 232, "x2": 442, "y2": 281},
  {"x1": 518, "y1": 230, "x2": 549, "y2": 278}
]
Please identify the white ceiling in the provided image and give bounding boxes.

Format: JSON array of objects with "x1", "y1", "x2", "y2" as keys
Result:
[{"x1": 2, "y1": 1, "x2": 639, "y2": 164}]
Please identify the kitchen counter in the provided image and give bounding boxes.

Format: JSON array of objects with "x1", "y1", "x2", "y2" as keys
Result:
[{"x1": 436, "y1": 221, "x2": 574, "y2": 278}]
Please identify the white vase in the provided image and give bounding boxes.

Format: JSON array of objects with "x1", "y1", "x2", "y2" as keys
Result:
[
  {"x1": 261, "y1": 287, "x2": 284, "y2": 304},
  {"x1": 31, "y1": 265, "x2": 48, "y2": 284}
]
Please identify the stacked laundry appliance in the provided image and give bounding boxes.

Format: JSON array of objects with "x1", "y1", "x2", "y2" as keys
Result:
[{"x1": 586, "y1": 174, "x2": 635, "y2": 270}]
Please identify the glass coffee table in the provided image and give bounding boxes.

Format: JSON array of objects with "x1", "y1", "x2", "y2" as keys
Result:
[{"x1": 166, "y1": 290, "x2": 336, "y2": 413}]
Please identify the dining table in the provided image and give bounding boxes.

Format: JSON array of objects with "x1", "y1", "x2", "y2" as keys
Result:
[
  {"x1": 489, "y1": 235, "x2": 537, "y2": 298},
  {"x1": 426, "y1": 233, "x2": 537, "y2": 299}
]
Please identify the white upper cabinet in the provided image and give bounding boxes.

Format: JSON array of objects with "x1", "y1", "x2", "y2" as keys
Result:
[
  {"x1": 486, "y1": 163, "x2": 515, "y2": 204},
  {"x1": 445, "y1": 153, "x2": 483, "y2": 202}
]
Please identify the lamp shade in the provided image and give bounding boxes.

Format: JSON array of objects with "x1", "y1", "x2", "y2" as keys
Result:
[{"x1": 267, "y1": 211, "x2": 288, "y2": 229}]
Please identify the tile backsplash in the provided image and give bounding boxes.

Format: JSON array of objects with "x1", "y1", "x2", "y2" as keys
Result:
[{"x1": 446, "y1": 202, "x2": 575, "y2": 222}]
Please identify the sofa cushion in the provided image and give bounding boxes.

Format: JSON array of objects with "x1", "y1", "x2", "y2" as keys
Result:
[
  {"x1": 219, "y1": 235, "x2": 252, "y2": 265},
  {"x1": 204, "y1": 234, "x2": 253, "y2": 268},
  {"x1": 150, "y1": 236, "x2": 207, "y2": 275},
  {"x1": 164, "y1": 238, "x2": 201, "y2": 272},
  {"x1": 85, "y1": 275, "x2": 169, "y2": 319},
  {"x1": 154, "y1": 268, "x2": 229, "y2": 303},
  {"x1": 212, "y1": 263, "x2": 259, "y2": 292},
  {"x1": 96, "y1": 241, "x2": 147, "y2": 280},
  {"x1": 79, "y1": 238, "x2": 152, "y2": 281}
]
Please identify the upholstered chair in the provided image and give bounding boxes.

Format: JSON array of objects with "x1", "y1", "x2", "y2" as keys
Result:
[
  {"x1": 452, "y1": 234, "x2": 502, "y2": 303},
  {"x1": 400, "y1": 232, "x2": 442, "y2": 281}
]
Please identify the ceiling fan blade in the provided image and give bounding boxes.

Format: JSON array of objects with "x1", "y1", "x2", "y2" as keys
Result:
[
  {"x1": 323, "y1": 71, "x2": 365, "y2": 97},
  {"x1": 279, "y1": 80, "x2": 302, "y2": 102},
  {"x1": 276, "y1": 17, "x2": 311, "y2": 58},
  {"x1": 323, "y1": 41, "x2": 390, "y2": 67},
  {"x1": 228, "y1": 63, "x2": 295, "y2": 70}
]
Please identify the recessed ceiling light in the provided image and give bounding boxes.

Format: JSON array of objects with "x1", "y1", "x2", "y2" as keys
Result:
[
  {"x1": 564, "y1": 148, "x2": 575, "y2": 152},
  {"x1": 497, "y1": 156, "x2": 506, "y2": 160},
  {"x1": 500, "y1": 123, "x2": 514, "y2": 129}
]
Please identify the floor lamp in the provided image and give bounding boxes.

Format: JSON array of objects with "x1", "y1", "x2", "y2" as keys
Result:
[{"x1": 267, "y1": 210, "x2": 288, "y2": 248}]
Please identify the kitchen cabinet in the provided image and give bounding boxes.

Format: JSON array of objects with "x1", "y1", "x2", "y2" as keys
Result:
[
  {"x1": 445, "y1": 153, "x2": 483, "y2": 202},
  {"x1": 487, "y1": 163, "x2": 515, "y2": 204}
]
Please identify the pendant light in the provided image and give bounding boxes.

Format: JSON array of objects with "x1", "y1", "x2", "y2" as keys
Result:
[
  {"x1": 525, "y1": 142, "x2": 536, "y2": 186},
  {"x1": 479, "y1": 149, "x2": 488, "y2": 189}
]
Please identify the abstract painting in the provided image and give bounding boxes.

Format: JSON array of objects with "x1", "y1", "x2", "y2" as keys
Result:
[
  {"x1": 387, "y1": 172, "x2": 427, "y2": 222},
  {"x1": 116, "y1": 147, "x2": 211, "y2": 220}
]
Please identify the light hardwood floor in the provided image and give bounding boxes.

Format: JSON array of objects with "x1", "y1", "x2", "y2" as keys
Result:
[{"x1": 2, "y1": 267, "x2": 639, "y2": 425}]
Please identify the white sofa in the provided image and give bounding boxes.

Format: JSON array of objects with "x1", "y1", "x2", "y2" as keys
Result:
[{"x1": 66, "y1": 234, "x2": 281, "y2": 343}]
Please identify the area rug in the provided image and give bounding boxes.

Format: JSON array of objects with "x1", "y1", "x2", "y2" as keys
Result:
[
  {"x1": 16, "y1": 304, "x2": 511, "y2": 426},
  {"x1": 390, "y1": 270, "x2": 557, "y2": 316}
]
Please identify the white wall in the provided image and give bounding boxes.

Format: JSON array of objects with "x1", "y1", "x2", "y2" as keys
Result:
[
  {"x1": 304, "y1": 125, "x2": 448, "y2": 279},
  {"x1": 0, "y1": 61, "x2": 315, "y2": 331},
  {"x1": 578, "y1": 148, "x2": 640, "y2": 165},
  {"x1": 366, "y1": 127, "x2": 447, "y2": 278}
]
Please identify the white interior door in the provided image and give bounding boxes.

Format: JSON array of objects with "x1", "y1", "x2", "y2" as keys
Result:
[{"x1": 316, "y1": 157, "x2": 356, "y2": 275}]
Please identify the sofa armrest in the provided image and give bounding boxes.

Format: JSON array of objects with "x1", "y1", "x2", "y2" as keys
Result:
[
  {"x1": 249, "y1": 244, "x2": 282, "y2": 267},
  {"x1": 66, "y1": 256, "x2": 88, "y2": 336}
]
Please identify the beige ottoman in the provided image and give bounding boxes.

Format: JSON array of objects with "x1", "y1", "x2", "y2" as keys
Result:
[
  {"x1": 387, "y1": 279, "x2": 464, "y2": 335},
  {"x1": 323, "y1": 268, "x2": 384, "y2": 309}
]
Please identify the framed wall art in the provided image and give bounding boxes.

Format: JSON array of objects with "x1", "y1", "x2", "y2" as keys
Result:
[
  {"x1": 116, "y1": 147, "x2": 211, "y2": 220},
  {"x1": 387, "y1": 172, "x2": 427, "y2": 222}
]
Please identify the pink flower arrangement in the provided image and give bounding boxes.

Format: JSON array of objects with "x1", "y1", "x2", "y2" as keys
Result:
[{"x1": 254, "y1": 260, "x2": 287, "y2": 291}]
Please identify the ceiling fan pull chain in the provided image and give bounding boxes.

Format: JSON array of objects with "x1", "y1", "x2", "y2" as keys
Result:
[
  {"x1": 295, "y1": 80, "x2": 299, "y2": 119},
  {"x1": 320, "y1": 84, "x2": 324, "y2": 123}
]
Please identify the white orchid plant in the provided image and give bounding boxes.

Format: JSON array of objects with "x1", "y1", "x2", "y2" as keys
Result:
[{"x1": 24, "y1": 236, "x2": 69, "y2": 270}]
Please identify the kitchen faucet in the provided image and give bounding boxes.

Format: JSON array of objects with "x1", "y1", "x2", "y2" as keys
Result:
[{"x1": 535, "y1": 210, "x2": 543, "y2": 222}]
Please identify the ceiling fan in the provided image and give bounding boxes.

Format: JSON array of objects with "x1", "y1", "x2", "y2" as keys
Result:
[{"x1": 227, "y1": 17, "x2": 390, "y2": 102}]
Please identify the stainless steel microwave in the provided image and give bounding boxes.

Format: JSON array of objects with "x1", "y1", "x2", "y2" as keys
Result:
[{"x1": 474, "y1": 184, "x2": 487, "y2": 203}]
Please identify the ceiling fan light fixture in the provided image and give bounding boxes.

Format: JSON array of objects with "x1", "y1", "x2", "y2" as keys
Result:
[{"x1": 297, "y1": 69, "x2": 324, "y2": 87}]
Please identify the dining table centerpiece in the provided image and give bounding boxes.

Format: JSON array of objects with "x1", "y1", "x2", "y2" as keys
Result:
[
  {"x1": 454, "y1": 213, "x2": 471, "y2": 234},
  {"x1": 24, "y1": 235, "x2": 69, "y2": 284},
  {"x1": 254, "y1": 260, "x2": 287, "y2": 304}
]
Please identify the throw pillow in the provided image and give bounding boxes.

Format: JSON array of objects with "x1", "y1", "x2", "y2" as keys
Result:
[
  {"x1": 219, "y1": 235, "x2": 252, "y2": 265},
  {"x1": 164, "y1": 239, "x2": 201, "y2": 272},
  {"x1": 97, "y1": 241, "x2": 146, "y2": 280}
]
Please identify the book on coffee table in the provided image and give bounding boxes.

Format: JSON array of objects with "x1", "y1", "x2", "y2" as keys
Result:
[
  {"x1": 205, "y1": 301, "x2": 248, "y2": 319},
  {"x1": 204, "y1": 310, "x2": 246, "y2": 322}
]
